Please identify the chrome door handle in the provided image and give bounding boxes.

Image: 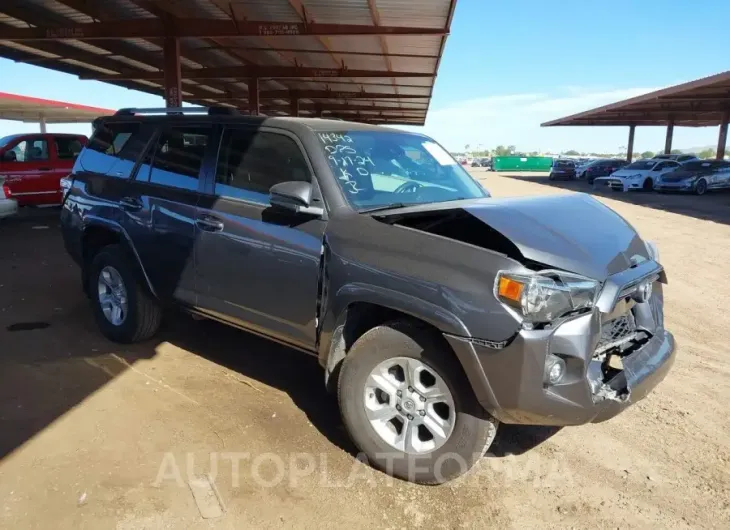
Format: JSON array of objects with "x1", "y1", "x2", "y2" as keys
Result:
[{"x1": 196, "y1": 215, "x2": 224, "y2": 232}]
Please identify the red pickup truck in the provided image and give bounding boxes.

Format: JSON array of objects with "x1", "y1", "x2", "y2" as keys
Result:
[{"x1": 0, "y1": 133, "x2": 87, "y2": 206}]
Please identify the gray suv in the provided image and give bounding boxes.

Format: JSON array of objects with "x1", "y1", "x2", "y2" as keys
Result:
[{"x1": 60, "y1": 108, "x2": 675, "y2": 484}]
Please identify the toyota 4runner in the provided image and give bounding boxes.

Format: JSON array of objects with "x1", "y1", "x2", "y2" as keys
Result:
[{"x1": 61, "y1": 108, "x2": 676, "y2": 484}]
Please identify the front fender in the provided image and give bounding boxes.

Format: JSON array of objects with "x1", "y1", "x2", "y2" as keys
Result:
[{"x1": 317, "y1": 281, "x2": 470, "y2": 368}]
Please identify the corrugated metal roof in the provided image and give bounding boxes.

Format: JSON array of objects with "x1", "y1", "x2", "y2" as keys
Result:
[
  {"x1": 542, "y1": 70, "x2": 730, "y2": 128},
  {"x1": 0, "y1": 0, "x2": 458, "y2": 125}
]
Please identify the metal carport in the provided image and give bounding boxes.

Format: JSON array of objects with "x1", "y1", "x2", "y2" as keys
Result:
[
  {"x1": 541, "y1": 70, "x2": 730, "y2": 160},
  {"x1": 0, "y1": 0, "x2": 457, "y2": 126},
  {"x1": 0, "y1": 91, "x2": 112, "y2": 132}
]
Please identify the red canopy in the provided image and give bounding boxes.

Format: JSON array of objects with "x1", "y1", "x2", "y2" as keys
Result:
[{"x1": 0, "y1": 91, "x2": 113, "y2": 124}]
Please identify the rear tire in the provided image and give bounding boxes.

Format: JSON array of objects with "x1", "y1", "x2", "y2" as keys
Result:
[
  {"x1": 89, "y1": 244, "x2": 162, "y2": 343},
  {"x1": 337, "y1": 321, "x2": 498, "y2": 484}
]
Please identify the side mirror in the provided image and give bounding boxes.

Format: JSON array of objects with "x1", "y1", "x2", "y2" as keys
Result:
[{"x1": 270, "y1": 181, "x2": 324, "y2": 216}]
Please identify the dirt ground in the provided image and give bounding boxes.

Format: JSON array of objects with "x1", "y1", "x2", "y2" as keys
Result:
[{"x1": 1, "y1": 173, "x2": 729, "y2": 529}]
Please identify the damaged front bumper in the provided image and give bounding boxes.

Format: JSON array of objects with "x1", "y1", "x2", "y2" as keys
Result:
[{"x1": 445, "y1": 264, "x2": 676, "y2": 426}]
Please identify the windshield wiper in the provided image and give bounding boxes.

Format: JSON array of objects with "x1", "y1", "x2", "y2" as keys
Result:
[{"x1": 359, "y1": 203, "x2": 409, "y2": 214}]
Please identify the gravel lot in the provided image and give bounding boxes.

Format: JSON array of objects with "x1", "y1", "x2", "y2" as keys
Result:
[{"x1": 1, "y1": 172, "x2": 728, "y2": 529}]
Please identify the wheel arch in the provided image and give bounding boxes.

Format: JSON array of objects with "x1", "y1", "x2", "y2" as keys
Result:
[
  {"x1": 81, "y1": 218, "x2": 157, "y2": 299},
  {"x1": 318, "y1": 283, "x2": 471, "y2": 392}
]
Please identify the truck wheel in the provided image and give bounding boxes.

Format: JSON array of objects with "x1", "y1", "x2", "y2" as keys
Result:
[
  {"x1": 337, "y1": 321, "x2": 498, "y2": 484},
  {"x1": 89, "y1": 244, "x2": 162, "y2": 343}
]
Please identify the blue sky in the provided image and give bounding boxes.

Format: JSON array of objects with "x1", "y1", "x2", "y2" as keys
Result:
[{"x1": 1, "y1": 0, "x2": 728, "y2": 153}]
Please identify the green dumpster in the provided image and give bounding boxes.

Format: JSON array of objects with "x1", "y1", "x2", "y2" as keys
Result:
[{"x1": 492, "y1": 156, "x2": 553, "y2": 172}]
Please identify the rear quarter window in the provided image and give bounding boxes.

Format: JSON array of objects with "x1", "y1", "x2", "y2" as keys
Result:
[{"x1": 78, "y1": 122, "x2": 146, "y2": 177}]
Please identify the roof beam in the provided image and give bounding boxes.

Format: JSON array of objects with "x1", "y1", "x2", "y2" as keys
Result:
[
  {"x1": 262, "y1": 103, "x2": 426, "y2": 113},
  {"x1": 79, "y1": 66, "x2": 433, "y2": 81},
  {"x1": 0, "y1": 20, "x2": 446, "y2": 41},
  {"x1": 285, "y1": 0, "x2": 341, "y2": 68},
  {"x1": 366, "y1": 0, "x2": 400, "y2": 109},
  {"x1": 0, "y1": 2, "x2": 165, "y2": 71},
  {"x1": 183, "y1": 89, "x2": 431, "y2": 100},
  {"x1": 188, "y1": 45, "x2": 439, "y2": 60}
]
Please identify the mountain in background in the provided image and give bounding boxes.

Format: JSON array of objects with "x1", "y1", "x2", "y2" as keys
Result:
[{"x1": 677, "y1": 145, "x2": 715, "y2": 154}]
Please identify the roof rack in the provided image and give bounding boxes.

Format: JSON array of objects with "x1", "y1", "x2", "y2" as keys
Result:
[{"x1": 114, "y1": 106, "x2": 240, "y2": 116}]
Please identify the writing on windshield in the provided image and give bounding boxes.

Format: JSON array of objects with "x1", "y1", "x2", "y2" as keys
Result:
[
  {"x1": 317, "y1": 130, "x2": 486, "y2": 210},
  {"x1": 318, "y1": 132, "x2": 373, "y2": 195}
]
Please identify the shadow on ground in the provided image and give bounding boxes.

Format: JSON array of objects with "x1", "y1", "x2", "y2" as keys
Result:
[
  {"x1": 0, "y1": 210, "x2": 157, "y2": 459},
  {"x1": 497, "y1": 172, "x2": 730, "y2": 226},
  {"x1": 0, "y1": 208, "x2": 555, "y2": 465}
]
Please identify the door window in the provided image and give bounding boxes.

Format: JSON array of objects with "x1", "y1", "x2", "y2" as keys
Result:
[
  {"x1": 214, "y1": 129, "x2": 309, "y2": 202},
  {"x1": 80, "y1": 122, "x2": 144, "y2": 177},
  {"x1": 55, "y1": 136, "x2": 85, "y2": 160},
  {"x1": 138, "y1": 126, "x2": 211, "y2": 191},
  {"x1": 5, "y1": 139, "x2": 49, "y2": 162}
]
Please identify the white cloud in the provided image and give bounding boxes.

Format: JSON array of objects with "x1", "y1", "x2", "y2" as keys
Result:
[{"x1": 399, "y1": 87, "x2": 722, "y2": 154}]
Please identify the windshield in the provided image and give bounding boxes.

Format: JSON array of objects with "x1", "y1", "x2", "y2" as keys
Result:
[
  {"x1": 625, "y1": 160, "x2": 657, "y2": 170},
  {"x1": 317, "y1": 130, "x2": 487, "y2": 211},
  {"x1": 681, "y1": 160, "x2": 726, "y2": 171},
  {"x1": 0, "y1": 134, "x2": 21, "y2": 149}
]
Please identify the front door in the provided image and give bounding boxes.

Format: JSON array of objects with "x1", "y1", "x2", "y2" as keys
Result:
[
  {"x1": 0, "y1": 136, "x2": 55, "y2": 206},
  {"x1": 194, "y1": 127, "x2": 326, "y2": 350}
]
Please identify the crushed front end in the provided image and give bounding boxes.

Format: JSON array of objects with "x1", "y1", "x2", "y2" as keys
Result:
[{"x1": 448, "y1": 259, "x2": 676, "y2": 426}]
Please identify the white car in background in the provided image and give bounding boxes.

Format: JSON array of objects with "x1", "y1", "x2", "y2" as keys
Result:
[{"x1": 593, "y1": 159, "x2": 681, "y2": 192}]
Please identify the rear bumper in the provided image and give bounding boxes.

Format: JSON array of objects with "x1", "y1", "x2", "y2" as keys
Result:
[{"x1": 0, "y1": 198, "x2": 18, "y2": 218}]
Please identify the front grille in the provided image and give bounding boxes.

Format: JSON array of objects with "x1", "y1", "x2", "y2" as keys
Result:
[{"x1": 596, "y1": 312, "x2": 637, "y2": 353}]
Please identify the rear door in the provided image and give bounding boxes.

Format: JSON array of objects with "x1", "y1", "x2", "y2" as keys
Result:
[
  {"x1": 51, "y1": 135, "x2": 86, "y2": 200},
  {"x1": 193, "y1": 126, "x2": 327, "y2": 350},
  {"x1": 122, "y1": 124, "x2": 215, "y2": 305},
  {"x1": 0, "y1": 135, "x2": 53, "y2": 206}
]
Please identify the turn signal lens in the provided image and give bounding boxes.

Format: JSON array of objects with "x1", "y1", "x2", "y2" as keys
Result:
[
  {"x1": 495, "y1": 270, "x2": 600, "y2": 324},
  {"x1": 498, "y1": 276, "x2": 524, "y2": 303}
]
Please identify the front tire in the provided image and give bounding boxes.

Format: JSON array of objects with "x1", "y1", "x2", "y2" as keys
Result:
[
  {"x1": 337, "y1": 321, "x2": 498, "y2": 484},
  {"x1": 89, "y1": 244, "x2": 162, "y2": 343},
  {"x1": 695, "y1": 178, "x2": 707, "y2": 195},
  {"x1": 642, "y1": 178, "x2": 654, "y2": 191}
]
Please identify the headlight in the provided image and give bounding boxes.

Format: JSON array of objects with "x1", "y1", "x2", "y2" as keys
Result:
[
  {"x1": 629, "y1": 173, "x2": 643, "y2": 179},
  {"x1": 644, "y1": 240, "x2": 660, "y2": 262},
  {"x1": 495, "y1": 270, "x2": 600, "y2": 325}
]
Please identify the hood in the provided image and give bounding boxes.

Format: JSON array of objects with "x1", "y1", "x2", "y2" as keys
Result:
[
  {"x1": 660, "y1": 169, "x2": 700, "y2": 181},
  {"x1": 610, "y1": 168, "x2": 646, "y2": 178},
  {"x1": 377, "y1": 194, "x2": 650, "y2": 280}
]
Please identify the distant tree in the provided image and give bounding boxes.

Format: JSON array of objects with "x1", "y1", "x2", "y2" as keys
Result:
[
  {"x1": 494, "y1": 145, "x2": 515, "y2": 156},
  {"x1": 564, "y1": 149, "x2": 580, "y2": 156},
  {"x1": 528, "y1": 151, "x2": 539, "y2": 156},
  {"x1": 698, "y1": 148, "x2": 716, "y2": 159},
  {"x1": 465, "y1": 144, "x2": 471, "y2": 153},
  {"x1": 641, "y1": 151, "x2": 655, "y2": 159},
  {"x1": 670, "y1": 149, "x2": 682, "y2": 155}
]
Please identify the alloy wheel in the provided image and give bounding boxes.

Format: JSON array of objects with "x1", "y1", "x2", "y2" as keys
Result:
[
  {"x1": 363, "y1": 356, "x2": 456, "y2": 455},
  {"x1": 97, "y1": 265, "x2": 128, "y2": 326}
]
